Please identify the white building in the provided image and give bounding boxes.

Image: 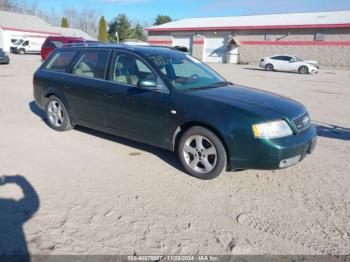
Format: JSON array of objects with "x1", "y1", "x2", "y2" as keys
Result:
[
  {"x1": 146, "y1": 10, "x2": 350, "y2": 67},
  {"x1": 0, "y1": 10, "x2": 94, "y2": 52}
]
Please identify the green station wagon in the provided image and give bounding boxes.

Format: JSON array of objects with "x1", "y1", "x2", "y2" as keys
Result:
[{"x1": 33, "y1": 45, "x2": 317, "y2": 179}]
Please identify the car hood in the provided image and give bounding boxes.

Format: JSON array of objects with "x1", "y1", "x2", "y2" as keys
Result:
[
  {"x1": 302, "y1": 60, "x2": 319, "y2": 65},
  {"x1": 188, "y1": 85, "x2": 306, "y2": 120}
]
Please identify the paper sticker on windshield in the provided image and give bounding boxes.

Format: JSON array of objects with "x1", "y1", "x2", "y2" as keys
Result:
[{"x1": 186, "y1": 55, "x2": 201, "y2": 64}]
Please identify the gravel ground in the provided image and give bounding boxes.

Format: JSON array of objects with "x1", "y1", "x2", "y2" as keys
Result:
[{"x1": 0, "y1": 54, "x2": 349, "y2": 255}]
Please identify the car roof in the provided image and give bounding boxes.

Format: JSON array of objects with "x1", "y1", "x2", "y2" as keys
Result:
[
  {"x1": 270, "y1": 54, "x2": 293, "y2": 57},
  {"x1": 47, "y1": 36, "x2": 84, "y2": 40},
  {"x1": 60, "y1": 44, "x2": 182, "y2": 56}
]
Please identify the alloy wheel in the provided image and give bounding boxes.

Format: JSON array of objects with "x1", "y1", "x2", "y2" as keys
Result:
[
  {"x1": 183, "y1": 135, "x2": 217, "y2": 174},
  {"x1": 47, "y1": 100, "x2": 64, "y2": 127}
]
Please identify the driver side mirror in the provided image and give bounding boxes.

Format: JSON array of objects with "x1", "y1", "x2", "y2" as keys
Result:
[{"x1": 137, "y1": 79, "x2": 158, "y2": 90}]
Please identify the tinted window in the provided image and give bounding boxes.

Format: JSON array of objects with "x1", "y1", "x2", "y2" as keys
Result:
[
  {"x1": 271, "y1": 56, "x2": 284, "y2": 60},
  {"x1": 44, "y1": 40, "x2": 64, "y2": 48},
  {"x1": 45, "y1": 50, "x2": 77, "y2": 72},
  {"x1": 22, "y1": 41, "x2": 29, "y2": 46},
  {"x1": 72, "y1": 50, "x2": 110, "y2": 80},
  {"x1": 282, "y1": 56, "x2": 292, "y2": 61},
  {"x1": 111, "y1": 53, "x2": 157, "y2": 86}
]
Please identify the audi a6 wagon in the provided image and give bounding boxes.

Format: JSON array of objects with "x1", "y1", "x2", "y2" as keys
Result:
[{"x1": 33, "y1": 45, "x2": 317, "y2": 179}]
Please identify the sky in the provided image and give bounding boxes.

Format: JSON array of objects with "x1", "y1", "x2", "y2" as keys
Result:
[{"x1": 26, "y1": 0, "x2": 350, "y2": 25}]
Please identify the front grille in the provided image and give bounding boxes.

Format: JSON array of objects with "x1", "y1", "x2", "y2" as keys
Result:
[{"x1": 293, "y1": 113, "x2": 311, "y2": 132}]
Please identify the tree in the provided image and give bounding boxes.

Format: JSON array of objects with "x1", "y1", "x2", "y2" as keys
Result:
[
  {"x1": 61, "y1": 17, "x2": 69, "y2": 28},
  {"x1": 108, "y1": 14, "x2": 133, "y2": 42},
  {"x1": 153, "y1": 15, "x2": 172, "y2": 26},
  {"x1": 98, "y1": 16, "x2": 108, "y2": 42},
  {"x1": 63, "y1": 7, "x2": 99, "y2": 38},
  {"x1": 0, "y1": 0, "x2": 19, "y2": 11},
  {"x1": 132, "y1": 23, "x2": 146, "y2": 41}
]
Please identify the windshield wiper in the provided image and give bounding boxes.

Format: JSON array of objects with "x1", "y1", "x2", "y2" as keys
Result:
[{"x1": 185, "y1": 81, "x2": 230, "y2": 91}]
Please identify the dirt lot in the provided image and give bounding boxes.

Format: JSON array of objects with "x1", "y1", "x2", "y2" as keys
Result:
[{"x1": 0, "y1": 54, "x2": 349, "y2": 255}]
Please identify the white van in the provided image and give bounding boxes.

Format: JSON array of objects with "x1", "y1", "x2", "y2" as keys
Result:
[
  {"x1": 14, "y1": 38, "x2": 45, "y2": 55},
  {"x1": 10, "y1": 39, "x2": 24, "y2": 53}
]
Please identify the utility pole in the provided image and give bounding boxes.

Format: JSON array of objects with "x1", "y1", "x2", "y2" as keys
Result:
[{"x1": 115, "y1": 32, "x2": 119, "y2": 44}]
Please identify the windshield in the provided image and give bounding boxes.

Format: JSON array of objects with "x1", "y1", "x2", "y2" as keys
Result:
[
  {"x1": 147, "y1": 53, "x2": 226, "y2": 90},
  {"x1": 14, "y1": 39, "x2": 24, "y2": 45}
]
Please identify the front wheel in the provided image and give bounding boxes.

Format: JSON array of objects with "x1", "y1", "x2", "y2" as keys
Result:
[
  {"x1": 177, "y1": 126, "x2": 227, "y2": 180},
  {"x1": 45, "y1": 96, "x2": 73, "y2": 131},
  {"x1": 299, "y1": 66, "x2": 309, "y2": 74},
  {"x1": 18, "y1": 49, "x2": 26, "y2": 55}
]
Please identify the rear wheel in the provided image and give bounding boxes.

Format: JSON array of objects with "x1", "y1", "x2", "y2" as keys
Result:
[
  {"x1": 177, "y1": 126, "x2": 227, "y2": 180},
  {"x1": 45, "y1": 96, "x2": 73, "y2": 131},
  {"x1": 299, "y1": 66, "x2": 309, "y2": 74},
  {"x1": 265, "y1": 63, "x2": 274, "y2": 72}
]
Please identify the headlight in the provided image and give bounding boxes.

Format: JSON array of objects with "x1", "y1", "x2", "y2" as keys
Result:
[{"x1": 252, "y1": 120, "x2": 293, "y2": 138}]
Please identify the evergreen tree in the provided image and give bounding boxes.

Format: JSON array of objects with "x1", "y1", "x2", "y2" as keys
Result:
[
  {"x1": 108, "y1": 14, "x2": 133, "y2": 42},
  {"x1": 132, "y1": 23, "x2": 146, "y2": 41},
  {"x1": 61, "y1": 17, "x2": 69, "y2": 28},
  {"x1": 154, "y1": 15, "x2": 172, "y2": 26},
  {"x1": 98, "y1": 16, "x2": 108, "y2": 42}
]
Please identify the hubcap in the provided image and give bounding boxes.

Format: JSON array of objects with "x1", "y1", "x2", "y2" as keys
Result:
[
  {"x1": 47, "y1": 100, "x2": 64, "y2": 127},
  {"x1": 183, "y1": 135, "x2": 217, "y2": 174}
]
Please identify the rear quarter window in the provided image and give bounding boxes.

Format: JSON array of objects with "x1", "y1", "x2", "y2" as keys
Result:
[
  {"x1": 45, "y1": 50, "x2": 77, "y2": 72},
  {"x1": 44, "y1": 40, "x2": 64, "y2": 48}
]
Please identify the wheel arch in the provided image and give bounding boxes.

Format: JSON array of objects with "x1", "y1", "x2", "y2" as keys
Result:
[
  {"x1": 43, "y1": 90, "x2": 74, "y2": 124},
  {"x1": 172, "y1": 121, "x2": 229, "y2": 162},
  {"x1": 44, "y1": 89, "x2": 67, "y2": 106}
]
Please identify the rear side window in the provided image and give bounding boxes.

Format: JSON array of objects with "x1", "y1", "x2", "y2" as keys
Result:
[
  {"x1": 72, "y1": 50, "x2": 110, "y2": 80},
  {"x1": 44, "y1": 40, "x2": 64, "y2": 48},
  {"x1": 45, "y1": 50, "x2": 77, "y2": 72},
  {"x1": 271, "y1": 56, "x2": 284, "y2": 60}
]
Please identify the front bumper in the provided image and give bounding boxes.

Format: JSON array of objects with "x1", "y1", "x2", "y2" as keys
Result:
[
  {"x1": 228, "y1": 125, "x2": 317, "y2": 170},
  {"x1": 309, "y1": 67, "x2": 318, "y2": 74}
]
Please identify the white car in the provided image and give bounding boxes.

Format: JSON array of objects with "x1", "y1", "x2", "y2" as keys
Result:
[{"x1": 259, "y1": 55, "x2": 319, "y2": 74}]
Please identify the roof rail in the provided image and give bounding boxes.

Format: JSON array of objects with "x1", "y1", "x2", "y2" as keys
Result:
[
  {"x1": 62, "y1": 42, "x2": 103, "y2": 48},
  {"x1": 61, "y1": 42, "x2": 137, "y2": 50}
]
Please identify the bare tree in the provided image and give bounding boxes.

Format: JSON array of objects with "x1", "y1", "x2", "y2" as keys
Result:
[
  {"x1": 26, "y1": 0, "x2": 39, "y2": 15},
  {"x1": 61, "y1": 7, "x2": 99, "y2": 38},
  {"x1": 0, "y1": 0, "x2": 20, "y2": 11}
]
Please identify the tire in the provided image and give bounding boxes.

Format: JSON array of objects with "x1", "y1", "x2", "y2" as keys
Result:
[
  {"x1": 299, "y1": 66, "x2": 309, "y2": 74},
  {"x1": 177, "y1": 126, "x2": 227, "y2": 180},
  {"x1": 265, "y1": 63, "x2": 274, "y2": 72},
  {"x1": 18, "y1": 49, "x2": 26, "y2": 55},
  {"x1": 45, "y1": 96, "x2": 73, "y2": 132}
]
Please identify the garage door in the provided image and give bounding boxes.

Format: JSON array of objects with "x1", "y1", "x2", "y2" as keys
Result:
[
  {"x1": 173, "y1": 36, "x2": 192, "y2": 53},
  {"x1": 204, "y1": 37, "x2": 227, "y2": 63}
]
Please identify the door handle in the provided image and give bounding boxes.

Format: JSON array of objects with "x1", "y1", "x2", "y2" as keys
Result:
[{"x1": 105, "y1": 92, "x2": 115, "y2": 97}]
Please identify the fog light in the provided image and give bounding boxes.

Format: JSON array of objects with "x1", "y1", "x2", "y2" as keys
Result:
[{"x1": 279, "y1": 155, "x2": 301, "y2": 168}]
